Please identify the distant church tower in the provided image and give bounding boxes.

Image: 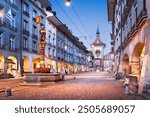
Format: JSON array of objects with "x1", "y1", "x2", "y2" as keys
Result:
[{"x1": 91, "y1": 26, "x2": 106, "y2": 71}]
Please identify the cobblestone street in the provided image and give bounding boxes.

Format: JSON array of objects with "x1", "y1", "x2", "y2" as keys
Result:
[{"x1": 0, "y1": 72, "x2": 145, "y2": 100}]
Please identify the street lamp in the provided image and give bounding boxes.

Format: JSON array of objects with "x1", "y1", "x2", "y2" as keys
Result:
[{"x1": 65, "y1": 0, "x2": 71, "y2": 6}]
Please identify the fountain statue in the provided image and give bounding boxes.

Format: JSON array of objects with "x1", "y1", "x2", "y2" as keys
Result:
[
  {"x1": 34, "y1": 26, "x2": 50, "y2": 73},
  {"x1": 23, "y1": 26, "x2": 64, "y2": 84}
]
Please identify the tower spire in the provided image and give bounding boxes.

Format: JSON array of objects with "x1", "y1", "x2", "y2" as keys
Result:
[{"x1": 96, "y1": 25, "x2": 100, "y2": 37}]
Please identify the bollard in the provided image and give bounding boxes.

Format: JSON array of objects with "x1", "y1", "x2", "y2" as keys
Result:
[
  {"x1": 4, "y1": 87, "x2": 12, "y2": 97},
  {"x1": 124, "y1": 78, "x2": 130, "y2": 95}
]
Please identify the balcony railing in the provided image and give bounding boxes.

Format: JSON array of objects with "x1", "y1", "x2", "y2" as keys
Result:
[
  {"x1": 32, "y1": 34, "x2": 38, "y2": 39},
  {"x1": 9, "y1": 47, "x2": 17, "y2": 52},
  {"x1": 23, "y1": 29, "x2": 30, "y2": 35},
  {"x1": 23, "y1": 11, "x2": 30, "y2": 17},
  {"x1": 9, "y1": 25, "x2": 17, "y2": 32}
]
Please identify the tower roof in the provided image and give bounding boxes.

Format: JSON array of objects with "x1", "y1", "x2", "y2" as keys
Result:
[{"x1": 91, "y1": 26, "x2": 106, "y2": 47}]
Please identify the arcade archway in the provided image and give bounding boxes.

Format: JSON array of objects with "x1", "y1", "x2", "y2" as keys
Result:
[
  {"x1": 123, "y1": 54, "x2": 130, "y2": 76},
  {"x1": 131, "y1": 42, "x2": 145, "y2": 78},
  {"x1": 7, "y1": 56, "x2": 17, "y2": 74},
  {"x1": 0, "y1": 54, "x2": 4, "y2": 74},
  {"x1": 32, "y1": 58, "x2": 40, "y2": 69}
]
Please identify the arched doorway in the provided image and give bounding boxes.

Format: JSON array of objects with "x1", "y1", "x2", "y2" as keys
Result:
[
  {"x1": 0, "y1": 54, "x2": 4, "y2": 74},
  {"x1": 32, "y1": 58, "x2": 40, "y2": 69},
  {"x1": 22, "y1": 56, "x2": 30, "y2": 72},
  {"x1": 131, "y1": 42, "x2": 145, "y2": 78},
  {"x1": 7, "y1": 56, "x2": 17, "y2": 74},
  {"x1": 123, "y1": 54, "x2": 130, "y2": 76}
]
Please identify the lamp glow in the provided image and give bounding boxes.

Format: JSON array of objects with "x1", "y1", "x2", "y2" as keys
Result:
[
  {"x1": 0, "y1": 12, "x2": 3, "y2": 17},
  {"x1": 65, "y1": 0, "x2": 71, "y2": 6}
]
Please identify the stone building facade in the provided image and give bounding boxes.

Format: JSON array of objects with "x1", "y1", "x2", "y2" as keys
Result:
[
  {"x1": 22, "y1": 0, "x2": 52, "y2": 73},
  {"x1": 48, "y1": 15, "x2": 88, "y2": 74},
  {"x1": 108, "y1": 0, "x2": 150, "y2": 94},
  {"x1": 0, "y1": 0, "x2": 21, "y2": 77},
  {"x1": 0, "y1": 0, "x2": 88, "y2": 77},
  {"x1": 103, "y1": 52, "x2": 114, "y2": 72}
]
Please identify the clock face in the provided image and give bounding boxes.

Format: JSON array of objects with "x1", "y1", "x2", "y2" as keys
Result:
[{"x1": 95, "y1": 50, "x2": 101, "y2": 57}]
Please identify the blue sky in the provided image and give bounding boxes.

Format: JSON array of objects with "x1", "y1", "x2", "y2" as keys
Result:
[{"x1": 49, "y1": 0, "x2": 111, "y2": 54}]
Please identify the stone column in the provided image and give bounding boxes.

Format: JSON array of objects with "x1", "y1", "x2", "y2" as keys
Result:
[
  {"x1": 3, "y1": 58, "x2": 7, "y2": 75},
  {"x1": 130, "y1": 61, "x2": 140, "y2": 77},
  {"x1": 29, "y1": 57, "x2": 34, "y2": 73},
  {"x1": 139, "y1": 44, "x2": 150, "y2": 94}
]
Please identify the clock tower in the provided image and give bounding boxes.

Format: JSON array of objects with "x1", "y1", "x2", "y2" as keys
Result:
[{"x1": 91, "y1": 26, "x2": 106, "y2": 71}]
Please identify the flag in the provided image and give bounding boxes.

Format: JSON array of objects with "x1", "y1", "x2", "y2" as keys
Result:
[{"x1": 5, "y1": 9, "x2": 13, "y2": 20}]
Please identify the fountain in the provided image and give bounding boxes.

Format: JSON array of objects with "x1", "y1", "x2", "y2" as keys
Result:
[{"x1": 24, "y1": 26, "x2": 64, "y2": 83}]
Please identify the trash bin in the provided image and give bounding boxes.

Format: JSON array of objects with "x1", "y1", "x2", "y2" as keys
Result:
[{"x1": 5, "y1": 87, "x2": 12, "y2": 97}]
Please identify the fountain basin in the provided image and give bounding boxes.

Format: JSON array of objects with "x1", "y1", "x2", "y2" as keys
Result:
[{"x1": 24, "y1": 73, "x2": 64, "y2": 83}]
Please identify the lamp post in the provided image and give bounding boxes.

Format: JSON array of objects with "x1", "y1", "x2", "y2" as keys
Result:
[{"x1": 65, "y1": 0, "x2": 71, "y2": 6}]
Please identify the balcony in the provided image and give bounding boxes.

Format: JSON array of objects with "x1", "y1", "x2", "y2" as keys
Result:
[
  {"x1": 23, "y1": 11, "x2": 30, "y2": 17},
  {"x1": 23, "y1": 29, "x2": 30, "y2": 35},
  {"x1": 32, "y1": 34, "x2": 38, "y2": 39},
  {"x1": 9, "y1": 47, "x2": 17, "y2": 52},
  {"x1": 9, "y1": 25, "x2": 17, "y2": 32}
]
